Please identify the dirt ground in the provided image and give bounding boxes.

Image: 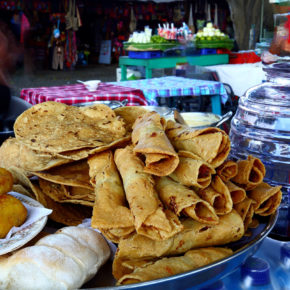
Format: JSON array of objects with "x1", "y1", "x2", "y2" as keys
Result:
[{"x1": 10, "y1": 63, "x2": 120, "y2": 97}]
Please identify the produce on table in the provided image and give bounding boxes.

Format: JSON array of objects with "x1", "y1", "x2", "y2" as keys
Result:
[
  {"x1": 194, "y1": 22, "x2": 234, "y2": 50},
  {"x1": 195, "y1": 22, "x2": 229, "y2": 41}
]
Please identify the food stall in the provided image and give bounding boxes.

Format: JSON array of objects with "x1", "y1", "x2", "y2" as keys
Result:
[
  {"x1": 0, "y1": 1, "x2": 289, "y2": 289},
  {"x1": 119, "y1": 22, "x2": 233, "y2": 81},
  {"x1": 0, "y1": 98, "x2": 286, "y2": 289}
]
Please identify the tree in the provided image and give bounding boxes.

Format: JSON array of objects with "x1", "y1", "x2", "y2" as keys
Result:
[{"x1": 227, "y1": 0, "x2": 274, "y2": 50}]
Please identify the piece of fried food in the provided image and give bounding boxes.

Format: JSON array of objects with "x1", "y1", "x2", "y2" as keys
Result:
[
  {"x1": 0, "y1": 194, "x2": 27, "y2": 238},
  {"x1": 0, "y1": 168, "x2": 13, "y2": 196}
]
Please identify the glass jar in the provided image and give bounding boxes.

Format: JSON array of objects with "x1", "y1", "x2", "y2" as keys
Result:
[{"x1": 229, "y1": 62, "x2": 290, "y2": 241}]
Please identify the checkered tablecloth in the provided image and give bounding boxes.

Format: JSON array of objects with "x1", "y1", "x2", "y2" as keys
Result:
[
  {"x1": 20, "y1": 83, "x2": 148, "y2": 106},
  {"x1": 110, "y1": 76, "x2": 228, "y2": 106}
]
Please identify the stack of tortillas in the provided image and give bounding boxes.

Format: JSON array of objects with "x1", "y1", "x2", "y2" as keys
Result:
[{"x1": 0, "y1": 102, "x2": 130, "y2": 225}]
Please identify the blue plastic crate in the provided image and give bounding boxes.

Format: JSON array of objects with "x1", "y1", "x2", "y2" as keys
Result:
[
  {"x1": 128, "y1": 50, "x2": 163, "y2": 59},
  {"x1": 185, "y1": 47, "x2": 201, "y2": 56},
  {"x1": 200, "y1": 48, "x2": 217, "y2": 55}
]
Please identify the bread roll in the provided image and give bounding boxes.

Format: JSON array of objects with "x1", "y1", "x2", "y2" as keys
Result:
[{"x1": 0, "y1": 226, "x2": 110, "y2": 290}]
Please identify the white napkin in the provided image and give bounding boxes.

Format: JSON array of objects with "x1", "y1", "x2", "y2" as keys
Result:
[{"x1": 0, "y1": 196, "x2": 52, "y2": 241}]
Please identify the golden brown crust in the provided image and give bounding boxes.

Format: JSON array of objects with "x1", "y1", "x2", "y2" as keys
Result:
[
  {"x1": 0, "y1": 194, "x2": 27, "y2": 238},
  {"x1": 132, "y1": 112, "x2": 179, "y2": 176}
]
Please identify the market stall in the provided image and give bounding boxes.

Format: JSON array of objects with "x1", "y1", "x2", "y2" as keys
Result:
[{"x1": 0, "y1": 1, "x2": 289, "y2": 290}]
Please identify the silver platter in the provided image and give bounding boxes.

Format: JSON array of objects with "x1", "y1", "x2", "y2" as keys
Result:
[{"x1": 83, "y1": 212, "x2": 278, "y2": 289}]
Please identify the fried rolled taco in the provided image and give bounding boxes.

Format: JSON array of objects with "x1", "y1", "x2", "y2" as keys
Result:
[
  {"x1": 226, "y1": 181, "x2": 246, "y2": 204},
  {"x1": 234, "y1": 197, "x2": 255, "y2": 232},
  {"x1": 155, "y1": 176, "x2": 219, "y2": 225},
  {"x1": 114, "y1": 146, "x2": 183, "y2": 241},
  {"x1": 198, "y1": 175, "x2": 233, "y2": 215},
  {"x1": 248, "y1": 182, "x2": 282, "y2": 216},
  {"x1": 132, "y1": 112, "x2": 179, "y2": 176},
  {"x1": 166, "y1": 121, "x2": 230, "y2": 168},
  {"x1": 113, "y1": 210, "x2": 244, "y2": 279},
  {"x1": 231, "y1": 155, "x2": 266, "y2": 190},
  {"x1": 170, "y1": 151, "x2": 215, "y2": 189},
  {"x1": 216, "y1": 160, "x2": 238, "y2": 182},
  {"x1": 88, "y1": 151, "x2": 135, "y2": 243},
  {"x1": 117, "y1": 247, "x2": 233, "y2": 285}
]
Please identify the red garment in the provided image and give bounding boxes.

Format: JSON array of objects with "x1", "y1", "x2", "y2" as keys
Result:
[{"x1": 20, "y1": 13, "x2": 30, "y2": 44}]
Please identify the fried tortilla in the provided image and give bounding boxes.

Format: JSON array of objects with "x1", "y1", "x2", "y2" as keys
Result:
[
  {"x1": 117, "y1": 247, "x2": 233, "y2": 285},
  {"x1": 13, "y1": 102, "x2": 126, "y2": 153},
  {"x1": 155, "y1": 176, "x2": 219, "y2": 225},
  {"x1": 170, "y1": 151, "x2": 215, "y2": 189},
  {"x1": 234, "y1": 197, "x2": 255, "y2": 232},
  {"x1": 89, "y1": 151, "x2": 135, "y2": 243},
  {"x1": 54, "y1": 135, "x2": 131, "y2": 161},
  {"x1": 132, "y1": 112, "x2": 179, "y2": 176},
  {"x1": 198, "y1": 175, "x2": 233, "y2": 215},
  {"x1": 33, "y1": 183, "x2": 92, "y2": 225},
  {"x1": 114, "y1": 106, "x2": 148, "y2": 133},
  {"x1": 38, "y1": 178, "x2": 94, "y2": 207},
  {"x1": 248, "y1": 182, "x2": 282, "y2": 216},
  {"x1": 166, "y1": 121, "x2": 230, "y2": 168},
  {"x1": 114, "y1": 146, "x2": 183, "y2": 241},
  {"x1": 226, "y1": 181, "x2": 246, "y2": 204},
  {"x1": 113, "y1": 210, "x2": 244, "y2": 279},
  {"x1": 231, "y1": 155, "x2": 265, "y2": 190},
  {"x1": 19, "y1": 143, "x2": 72, "y2": 172},
  {"x1": 32, "y1": 160, "x2": 93, "y2": 190},
  {"x1": 216, "y1": 160, "x2": 238, "y2": 182},
  {"x1": 0, "y1": 138, "x2": 22, "y2": 170}
]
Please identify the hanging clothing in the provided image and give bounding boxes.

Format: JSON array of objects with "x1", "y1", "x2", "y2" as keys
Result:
[
  {"x1": 64, "y1": 30, "x2": 77, "y2": 68},
  {"x1": 52, "y1": 42, "x2": 64, "y2": 70},
  {"x1": 20, "y1": 13, "x2": 30, "y2": 44}
]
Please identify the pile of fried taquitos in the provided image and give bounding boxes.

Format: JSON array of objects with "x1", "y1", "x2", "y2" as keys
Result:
[{"x1": 0, "y1": 102, "x2": 282, "y2": 286}]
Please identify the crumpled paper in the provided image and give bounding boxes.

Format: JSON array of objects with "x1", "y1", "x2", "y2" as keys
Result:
[{"x1": 0, "y1": 194, "x2": 52, "y2": 241}]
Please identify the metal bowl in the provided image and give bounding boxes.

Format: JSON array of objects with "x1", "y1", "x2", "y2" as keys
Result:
[{"x1": 83, "y1": 212, "x2": 278, "y2": 289}]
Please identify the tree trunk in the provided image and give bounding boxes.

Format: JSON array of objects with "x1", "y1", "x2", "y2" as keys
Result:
[{"x1": 227, "y1": 0, "x2": 274, "y2": 50}]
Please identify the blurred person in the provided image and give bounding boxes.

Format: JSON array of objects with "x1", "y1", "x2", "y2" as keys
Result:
[
  {"x1": 262, "y1": 14, "x2": 290, "y2": 63},
  {"x1": 0, "y1": 21, "x2": 20, "y2": 129}
]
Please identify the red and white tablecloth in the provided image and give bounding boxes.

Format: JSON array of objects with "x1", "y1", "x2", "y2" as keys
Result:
[{"x1": 20, "y1": 83, "x2": 148, "y2": 106}]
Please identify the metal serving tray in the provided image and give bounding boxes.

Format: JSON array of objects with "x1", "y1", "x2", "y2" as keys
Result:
[{"x1": 82, "y1": 212, "x2": 278, "y2": 290}]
